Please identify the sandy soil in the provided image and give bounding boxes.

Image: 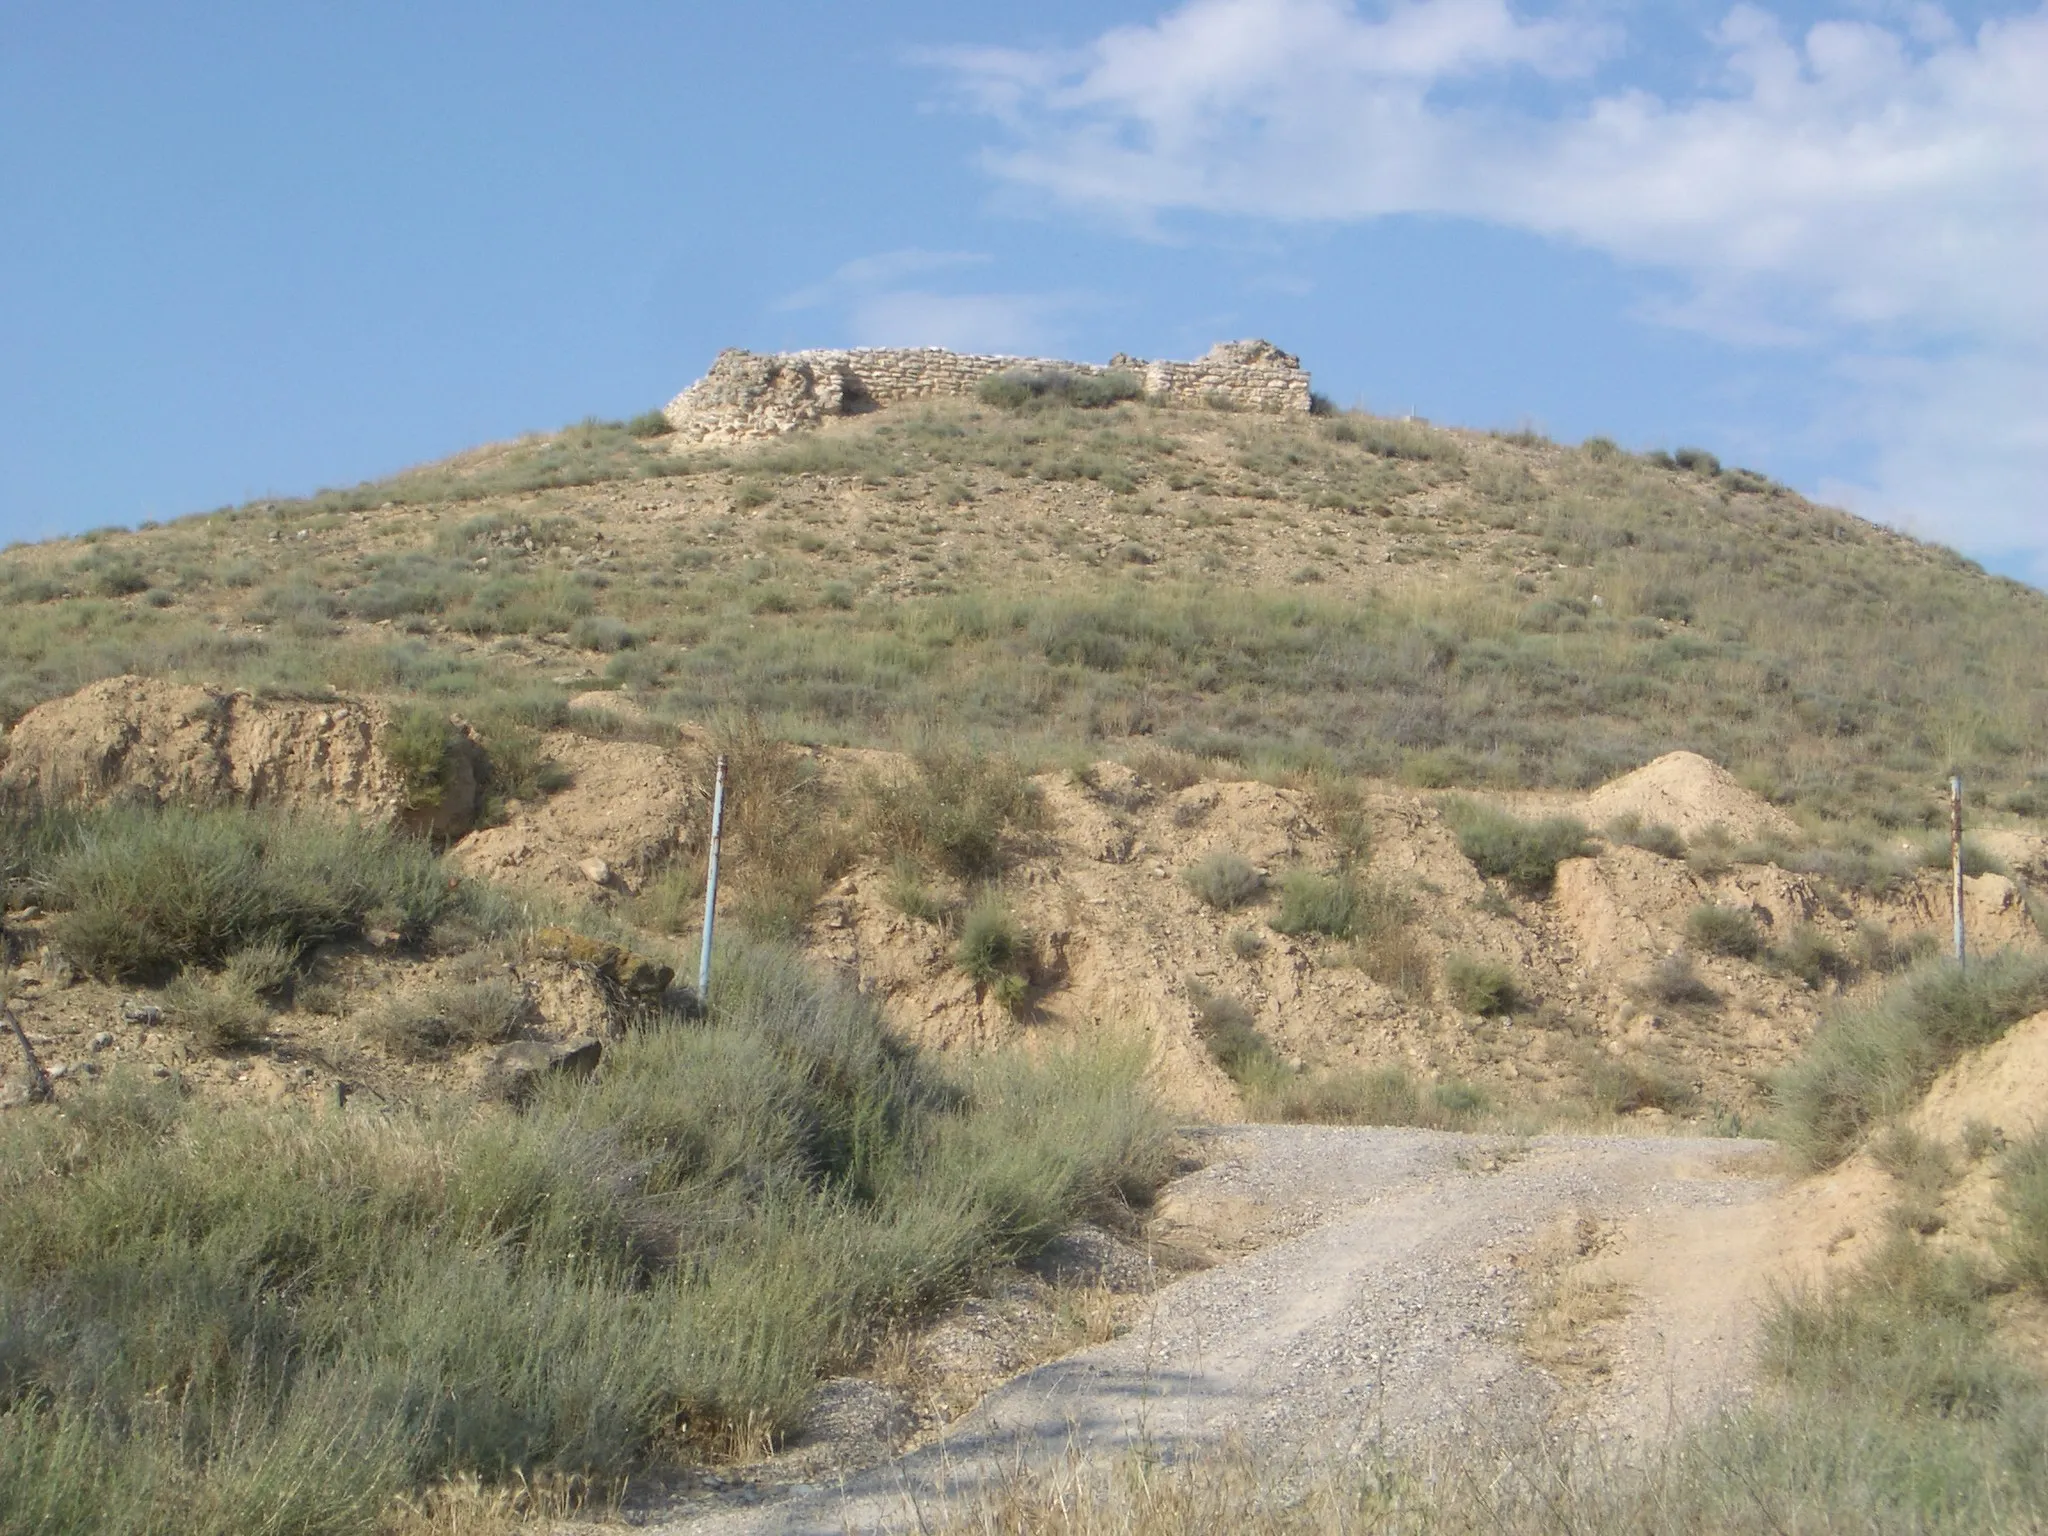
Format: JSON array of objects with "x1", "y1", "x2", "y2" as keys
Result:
[{"x1": 619, "y1": 1126, "x2": 1782, "y2": 1536}]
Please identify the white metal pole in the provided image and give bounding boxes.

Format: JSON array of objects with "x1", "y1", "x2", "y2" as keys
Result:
[
  {"x1": 698, "y1": 754, "x2": 728, "y2": 1004},
  {"x1": 1952, "y1": 773, "x2": 1966, "y2": 967}
]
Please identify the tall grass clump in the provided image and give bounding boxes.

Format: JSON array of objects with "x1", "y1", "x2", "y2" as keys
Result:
[
  {"x1": 954, "y1": 894, "x2": 1031, "y2": 1012},
  {"x1": 0, "y1": 938, "x2": 1169, "y2": 1533},
  {"x1": 1441, "y1": 798, "x2": 1594, "y2": 896},
  {"x1": 1250, "y1": 1064, "x2": 1485, "y2": 1129},
  {"x1": 1686, "y1": 902, "x2": 1764, "y2": 959},
  {"x1": 1180, "y1": 850, "x2": 1263, "y2": 910},
  {"x1": 862, "y1": 749, "x2": 1046, "y2": 882},
  {"x1": 1268, "y1": 870, "x2": 1358, "y2": 938},
  {"x1": 17, "y1": 802, "x2": 471, "y2": 980},
  {"x1": 976, "y1": 367, "x2": 1143, "y2": 411},
  {"x1": 1185, "y1": 981, "x2": 1281, "y2": 1088},
  {"x1": 1775, "y1": 951, "x2": 2048, "y2": 1169},
  {"x1": 1444, "y1": 953, "x2": 1519, "y2": 1016}
]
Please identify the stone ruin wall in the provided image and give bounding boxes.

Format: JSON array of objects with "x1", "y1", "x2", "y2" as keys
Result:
[{"x1": 662, "y1": 339, "x2": 1311, "y2": 443}]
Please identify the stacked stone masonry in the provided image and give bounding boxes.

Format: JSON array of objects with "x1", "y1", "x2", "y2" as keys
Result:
[{"x1": 662, "y1": 339, "x2": 1311, "y2": 443}]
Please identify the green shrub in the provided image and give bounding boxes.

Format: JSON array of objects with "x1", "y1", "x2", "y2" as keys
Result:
[
  {"x1": 976, "y1": 367, "x2": 1143, "y2": 411},
  {"x1": 1999, "y1": 1130, "x2": 2048, "y2": 1293},
  {"x1": 1227, "y1": 927, "x2": 1266, "y2": 960},
  {"x1": 1186, "y1": 981, "x2": 1278, "y2": 1085},
  {"x1": 1774, "y1": 923, "x2": 1859, "y2": 990},
  {"x1": 1181, "y1": 850, "x2": 1263, "y2": 910},
  {"x1": 569, "y1": 615, "x2": 638, "y2": 652},
  {"x1": 1445, "y1": 953, "x2": 1519, "y2": 1015},
  {"x1": 0, "y1": 939, "x2": 1170, "y2": 1528},
  {"x1": 36, "y1": 805, "x2": 468, "y2": 979},
  {"x1": 383, "y1": 704, "x2": 458, "y2": 809},
  {"x1": 955, "y1": 893, "x2": 1030, "y2": 1006},
  {"x1": 1268, "y1": 870, "x2": 1358, "y2": 938},
  {"x1": 1776, "y1": 951, "x2": 2048, "y2": 1169},
  {"x1": 1251, "y1": 1065, "x2": 1485, "y2": 1129},
  {"x1": 1583, "y1": 1052, "x2": 1696, "y2": 1115},
  {"x1": 371, "y1": 978, "x2": 528, "y2": 1061},
  {"x1": 1687, "y1": 903, "x2": 1764, "y2": 959},
  {"x1": 884, "y1": 857, "x2": 951, "y2": 925},
  {"x1": 1917, "y1": 835, "x2": 2009, "y2": 878},
  {"x1": 625, "y1": 410, "x2": 674, "y2": 438},
  {"x1": 163, "y1": 966, "x2": 270, "y2": 1051},
  {"x1": 1349, "y1": 879, "x2": 1429, "y2": 999},
  {"x1": 862, "y1": 749, "x2": 1045, "y2": 881},
  {"x1": 1441, "y1": 798, "x2": 1594, "y2": 896},
  {"x1": 1606, "y1": 812, "x2": 1686, "y2": 859},
  {"x1": 1641, "y1": 952, "x2": 1719, "y2": 1009}
]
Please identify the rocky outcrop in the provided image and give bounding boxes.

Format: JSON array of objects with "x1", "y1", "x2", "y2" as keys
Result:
[
  {"x1": 662, "y1": 340, "x2": 1313, "y2": 443},
  {"x1": 0, "y1": 676, "x2": 483, "y2": 839}
]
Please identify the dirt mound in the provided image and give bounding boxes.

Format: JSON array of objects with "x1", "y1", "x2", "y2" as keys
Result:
[
  {"x1": 451, "y1": 732, "x2": 694, "y2": 898},
  {"x1": 0, "y1": 676, "x2": 480, "y2": 838},
  {"x1": 1582, "y1": 751, "x2": 1799, "y2": 845}
]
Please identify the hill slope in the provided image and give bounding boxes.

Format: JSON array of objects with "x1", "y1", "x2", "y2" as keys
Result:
[{"x1": 4, "y1": 381, "x2": 2047, "y2": 1123}]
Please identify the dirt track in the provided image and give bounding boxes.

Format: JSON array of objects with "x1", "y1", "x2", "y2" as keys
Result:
[{"x1": 632, "y1": 1125, "x2": 1780, "y2": 1536}]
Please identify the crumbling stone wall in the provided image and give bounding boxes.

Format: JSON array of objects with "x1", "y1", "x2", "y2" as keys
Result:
[{"x1": 662, "y1": 339, "x2": 1311, "y2": 443}]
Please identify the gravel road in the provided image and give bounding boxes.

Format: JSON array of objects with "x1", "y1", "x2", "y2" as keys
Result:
[{"x1": 633, "y1": 1125, "x2": 1780, "y2": 1536}]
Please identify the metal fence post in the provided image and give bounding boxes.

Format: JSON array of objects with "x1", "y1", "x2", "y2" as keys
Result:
[
  {"x1": 698, "y1": 754, "x2": 728, "y2": 1006},
  {"x1": 1952, "y1": 773, "x2": 1966, "y2": 967}
]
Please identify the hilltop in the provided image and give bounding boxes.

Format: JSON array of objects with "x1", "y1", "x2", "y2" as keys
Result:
[{"x1": 3, "y1": 342, "x2": 2045, "y2": 1126}]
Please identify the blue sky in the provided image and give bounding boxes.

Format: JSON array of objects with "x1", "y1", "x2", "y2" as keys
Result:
[{"x1": 3, "y1": 2, "x2": 2043, "y2": 585}]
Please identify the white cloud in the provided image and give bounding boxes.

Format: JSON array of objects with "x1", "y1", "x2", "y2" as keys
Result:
[{"x1": 930, "y1": 1, "x2": 2048, "y2": 572}]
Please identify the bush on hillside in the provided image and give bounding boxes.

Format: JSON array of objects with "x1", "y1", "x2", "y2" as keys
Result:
[
  {"x1": 1441, "y1": 799, "x2": 1594, "y2": 897},
  {"x1": 1186, "y1": 980, "x2": 1279, "y2": 1086},
  {"x1": 1349, "y1": 878, "x2": 1430, "y2": 999},
  {"x1": 1776, "y1": 951, "x2": 2048, "y2": 1169},
  {"x1": 1687, "y1": 903, "x2": 1765, "y2": 960},
  {"x1": 21, "y1": 803, "x2": 468, "y2": 980},
  {"x1": 1773, "y1": 923, "x2": 1859, "y2": 990},
  {"x1": 955, "y1": 893, "x2": 1031, "y2": 1011},
  {"x1": 1606, "y1": 812, "x2": 1687, "y2": 860},
  {"x1": 977, "y1": 367, "x2": 1143, "y2": 411},
  {"x1": 1181, "y1": 850, "x2": 1263, "y2": 910},
  {"x1": 0, "y1": 938, "x2": 1170, "y2": 1531},
  {"x1": 1268, "y1": 870, "x2": 1358, "y2": 938},
  {"x1": 383, "y1": 703, "x2": 459, "y2": 809},
  {"x1": 862, "y1": 748, "x2": 1046, "y2": 882},
  {"x1": 1640, "y1": 952, "x2": 1719, "y2": 1010},
  {"x1": 1445, "y1": 953, "x2": 1519, "y2": 1016}
]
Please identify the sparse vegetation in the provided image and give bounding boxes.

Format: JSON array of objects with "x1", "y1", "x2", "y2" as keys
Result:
[
  {"x1": 1771, "y1": 922, "x2": 1858, "y2": 990},
  {"x1": 1640, "y1": 951, "x2": 1719, "y2": 1010},
  {"x1": 369, "y1": 977, "x2": 528, "y2": 1061},
  {"x1": 1775, "y1": 951, "x2": 2048, "y2": 1169},
  {"x1": 1441, "y1": 799, "x2": 1594, "y2": 897},
  {"x1": 1180, "y1": 850, "x2": 1263, "y2": 910},
  {"x1": 0, "y1": 941, "x2": 1169, "y2": 1532},
  {"x1": 1250, "y1": 1064, "x2": 1487, "y2": 1129},
  {"x1": 977, "y1": 367, "x2": 1144, "y2": 411},
  {"x1": 1444, "y1": 952, "x2": 1519, "y2": 1016},
  {"x1": 1347, "y1": 879, "x2": 1429, "y2": 999},
  {"x1": 1268, "y1": 870, "x2": 1358, "y2": 939},
  {"x1": 862, "y1": 749, "x2": 1045, "y2": 882},
  {"x1": 1186, "y1": 980, "x2": 1279, "y2": 1086},
  {"x1": 1605, "y1": 811, "x2": 1686, "y2": 859},
  {"x1": 19, "y1": 803, "x2": 471, "y2": 980},
  {"x1": 1686, "y1": 902, "x2": 1765, "y2": 959},
  {"x1": 955, "y1": 892, "x2": 1031, "y2": 1011}
]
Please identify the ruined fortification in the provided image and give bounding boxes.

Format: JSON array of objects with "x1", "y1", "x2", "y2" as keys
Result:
[{"x1": 662, "y1": 339, "x2": 1311, "y2": 443}]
